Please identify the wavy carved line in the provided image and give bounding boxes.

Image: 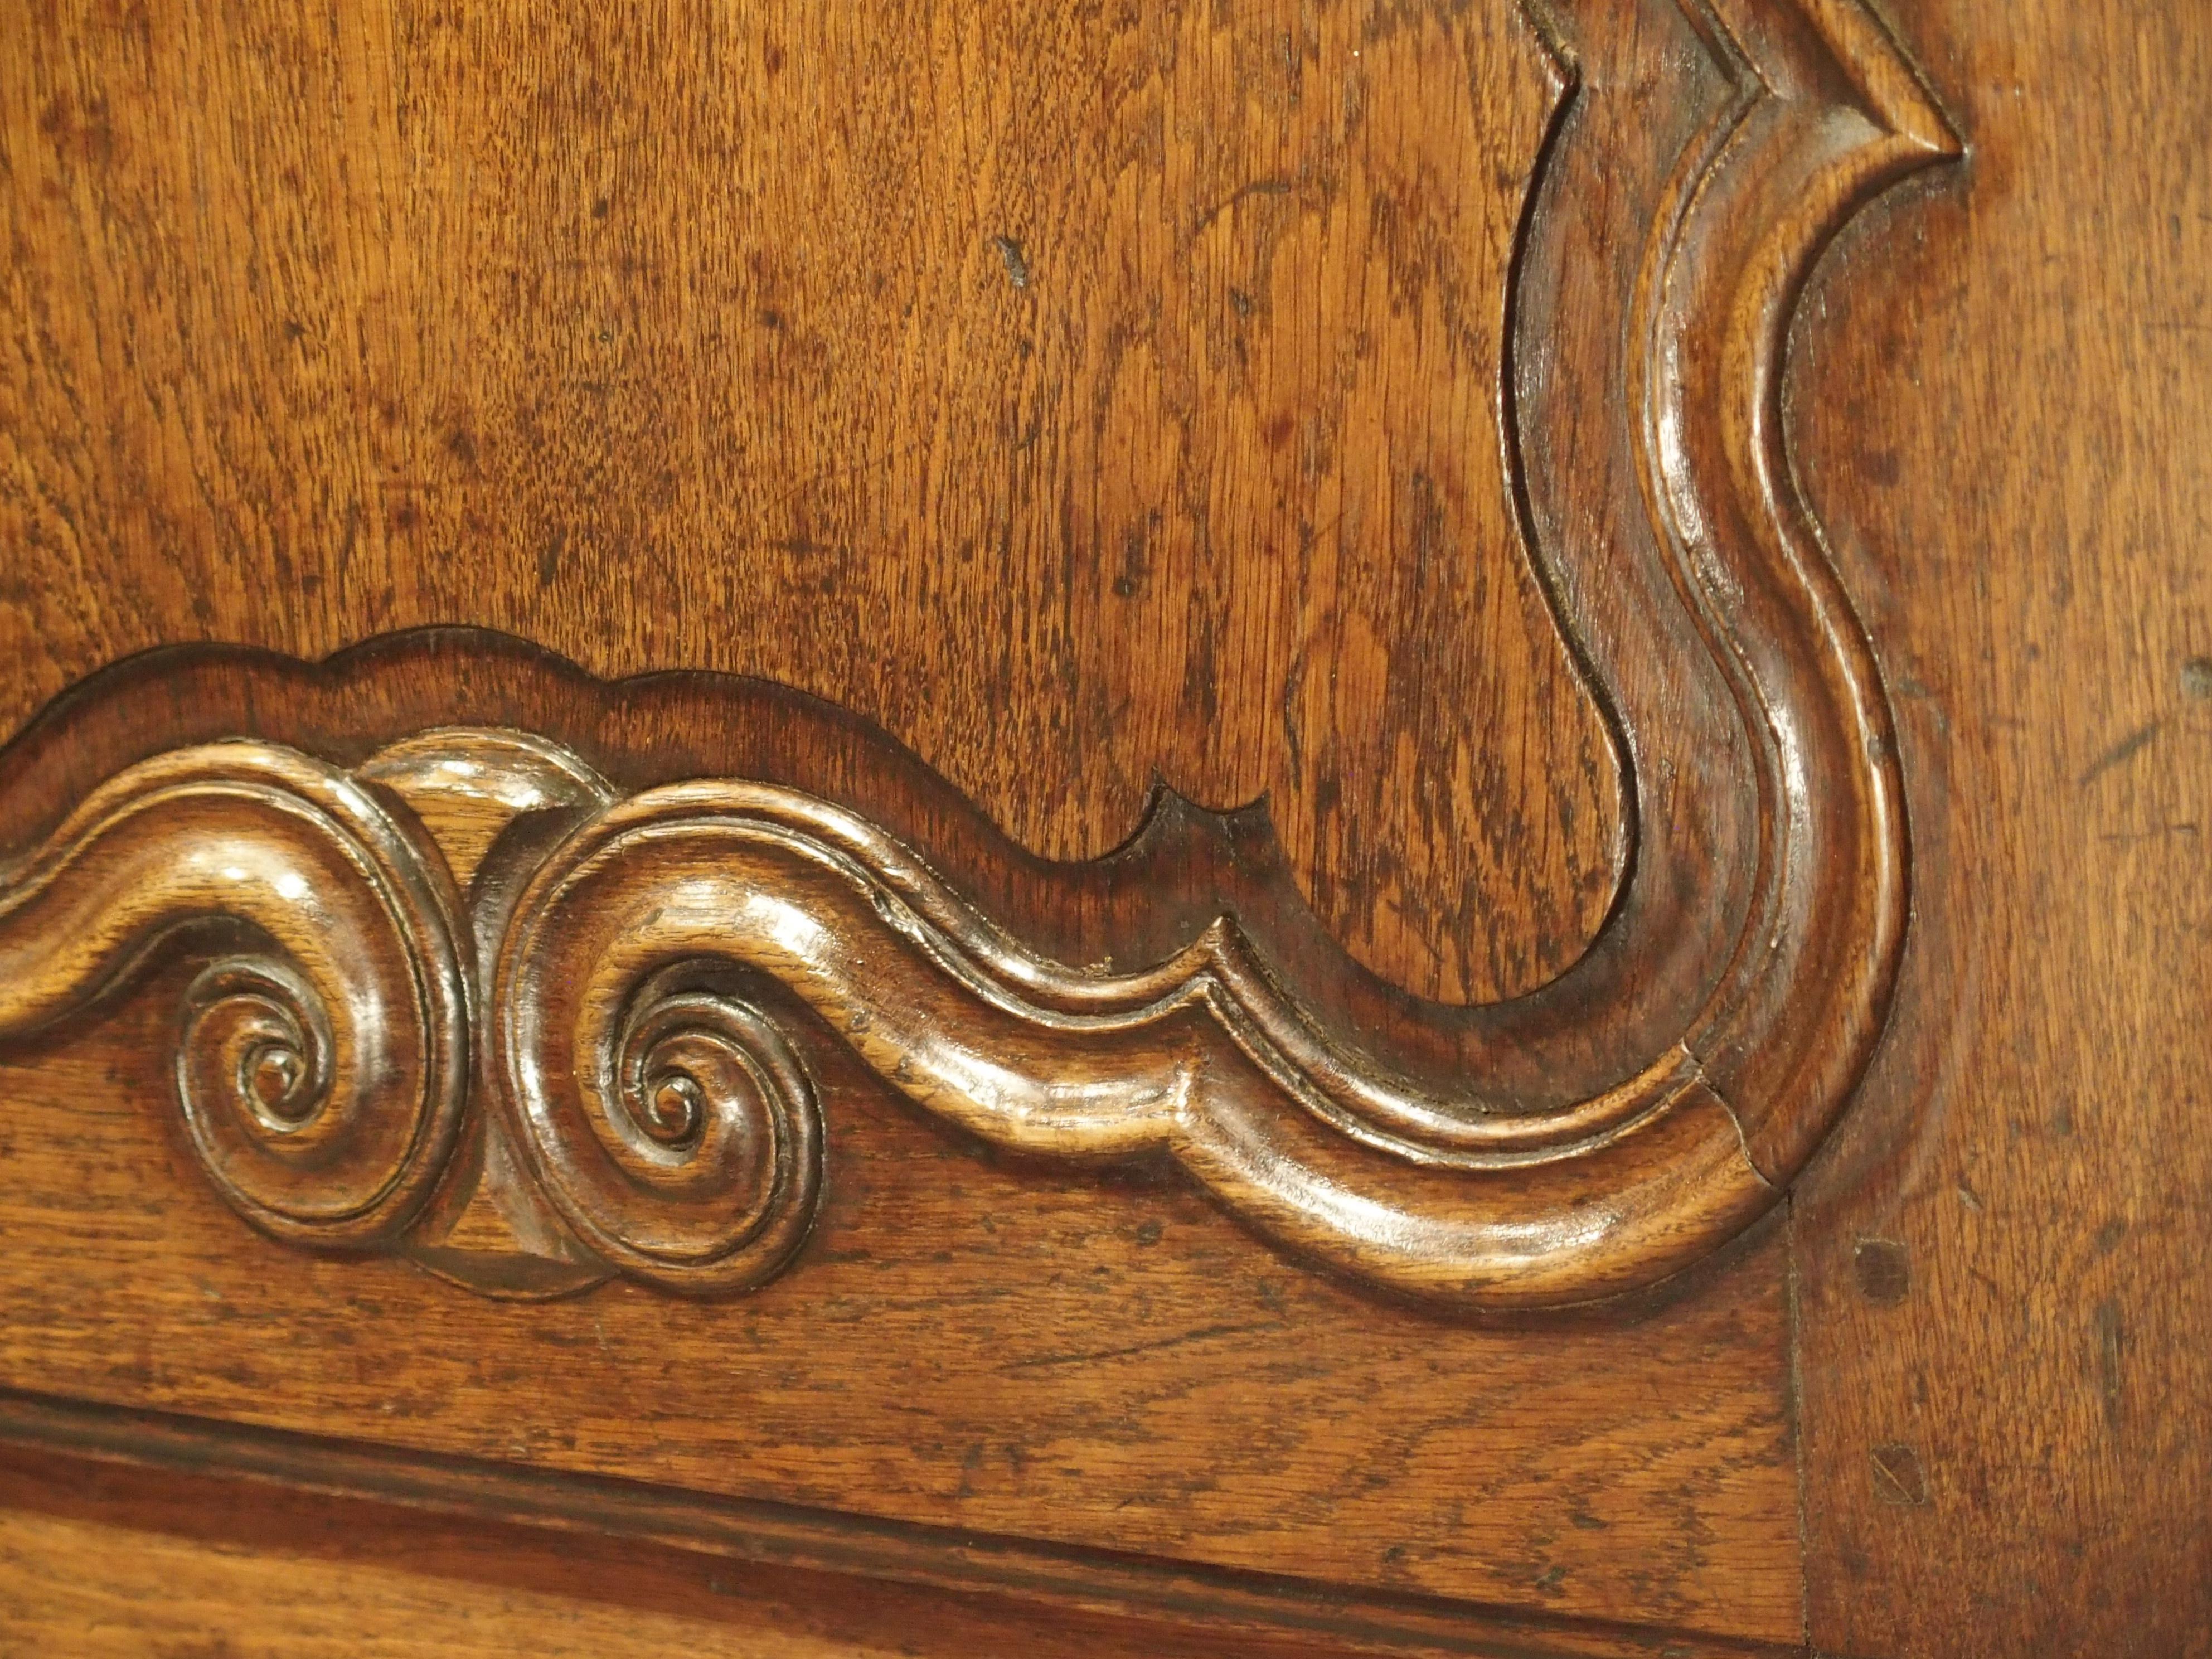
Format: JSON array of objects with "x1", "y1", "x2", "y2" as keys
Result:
[
  {"x1": 0, "y1": 0, "x2": 1957, "y2": 1306},
  {"x1": 1633, "y1": 0, "x2": 1953, "y2": 1181}
]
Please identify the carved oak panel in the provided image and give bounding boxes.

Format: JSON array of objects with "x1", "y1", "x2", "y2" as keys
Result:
[
  {"x1": 0, "y1": 0, "x2": 1950, "y2": 1313},
  {"x1": 32, "y1": 0, "x2": 2189, "y2": 1653}
]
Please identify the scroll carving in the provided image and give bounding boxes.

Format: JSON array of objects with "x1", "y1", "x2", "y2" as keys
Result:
[
  {"x1": 0, "y1": 746, "x2": 470, "y2": 1246},
  {"x1": 0, "y1": 0, "x2": 1955, "y2": 1307}
]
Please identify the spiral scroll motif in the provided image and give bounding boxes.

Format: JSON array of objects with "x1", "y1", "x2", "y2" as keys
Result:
[
  {"x1": 176, "y1": 955, "x2": 357, "y2": 1235},
  {"x1": 0, "y1": 745, "x2": 470, "y2": 1248},
  {"x1": 0, "y1": 0, "x2": 1954, "y2": 1307},
  {"x1": 502, "y1": 961, "x2": 824, "y2": 1295},
  {"x1": 467, "y1": 0, "x2": 1954, "y2": 1307}
]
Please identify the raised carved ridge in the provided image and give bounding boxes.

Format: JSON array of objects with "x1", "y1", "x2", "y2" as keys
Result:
[{"x1": 0, "y1": 0, "x2": 1954, "y2": 1307}]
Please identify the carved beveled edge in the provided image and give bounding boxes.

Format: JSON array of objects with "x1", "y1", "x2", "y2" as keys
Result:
[
  {"x1": 1600, "y1": 0, "x2": 1954, "y2": 1192},
  {"x1": 0, "y1": 0, "x2": 1954, "y2": 1308},
  {"x1": 0, "y1": 1388, "x2": 1801, "y2": 1659}
]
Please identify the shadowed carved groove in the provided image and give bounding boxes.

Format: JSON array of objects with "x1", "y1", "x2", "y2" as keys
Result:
[{"x1": 0, "y1": 0, "x2": 1956, "y2": 1305}]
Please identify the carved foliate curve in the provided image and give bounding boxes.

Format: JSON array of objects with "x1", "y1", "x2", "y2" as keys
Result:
[{"x1": 0, "y1": 0, "x2": 1956, "y2": 1306}]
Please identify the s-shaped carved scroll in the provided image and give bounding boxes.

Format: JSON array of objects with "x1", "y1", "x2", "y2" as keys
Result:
[{"x1": 0, "y1": 0, "x2": 1955, "y2": 1307}]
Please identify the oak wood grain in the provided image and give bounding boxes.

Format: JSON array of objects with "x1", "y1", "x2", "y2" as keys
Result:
[
  {"x1": 0, "y1": 680, "x2": 1828, "y2": 1307},
  {"x1": 0, "y1": 953, "x2": 1804, "y2": 1640},
  {"x1": 1778, "y1": 0, "x2": 2212, "y2": 1650},
  {"x1": 4, "y1": 0, "x2": 2208, "y2": 1650},
  {"x1": 0, "y1": 0, "x2": 1621, "y2": 1006},
  {"x1": 0, "y1": 1449, "x2": 1361, "y2": 1659},
  {"x1": 0, "y1": 0, "x2": 1951, "y2": 1311},
  {"x1": 0, "y1": 1441, "x2": 1801, "y2": 1659}
]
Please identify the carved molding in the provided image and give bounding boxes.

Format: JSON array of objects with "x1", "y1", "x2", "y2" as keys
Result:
[{"x1": 0, "y1": 0, "x2": 1955, "y2": 1306}]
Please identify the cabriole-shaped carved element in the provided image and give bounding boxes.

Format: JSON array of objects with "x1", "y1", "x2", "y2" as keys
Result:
[{"x1": 0, "y1": 0, "x2": 1956, "y2": 1306}]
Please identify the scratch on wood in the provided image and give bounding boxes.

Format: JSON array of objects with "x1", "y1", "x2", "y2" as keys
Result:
[
  {"x1": 1869, "y1": 1442, "x2": 1928, "y2": 1506},
  {"x1": 1000, "y1": 1320, "x2": 1287, "y2": 1372},
  {"x1": 2092, "y1": 1298, "x2": 2126, "y2": 1431},
  {"x1": 2078, "y1": 720, "x2": 2162, "y2": 785}
]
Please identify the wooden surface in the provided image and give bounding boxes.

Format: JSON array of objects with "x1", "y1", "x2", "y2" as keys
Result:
[
  {"x1": 0, "y1": 1439, "x2": 1797, "y2": 1659},
  {"x1": 0, "y1": 1447, "x2": 1379, "y2": 1659},
  {"x1": 0, "y1": 1458, "x2": 1342, "y2": 1659},
  {"x1": 0, "y1": 661, "x2": 1849, "y2": 1309},
  {"x1": 0, "y1": 0, "x2": 1623, "y2": 1007},
  {"x1": 1779, "y1": 0, "x2": 2212, "y2": 1650},
  {"x1": 0, "y1": 942, "x2": 1803, "y2": 1639},
  {"x1": 0, "y1": 0, "x2": 1951, "y2": 1312},
  {"x1": 0, "y1": 0, "x2": 2208, "y2": 1653},
  {"x1": 0, "y1": 637, "x2": 1808, "y2": 1646}
]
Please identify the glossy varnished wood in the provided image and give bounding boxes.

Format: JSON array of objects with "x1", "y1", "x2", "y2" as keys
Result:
[
  {"x1": 1778, "y1": 0, "x2": 2212, "y2": 1649},
  {"x1": 0, "y1": 666, "x2": 1830, "y2": 1305},
  {"x1": 0, "y1": 942, "x2": 1804, "y2": 1638},
  {"x1": 2, "y1": 0, "x2": 2208, "y2": 1651},
  {"x1": 0, "y1": 0, "x2": 1621, "y2": 1006},
  {"x1": 0, "y1": 1437, "x2": 1797, "y2": 1659},
  {"x1": 0, "y1": 0, "x2": 1952, "y2": 1308}
]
